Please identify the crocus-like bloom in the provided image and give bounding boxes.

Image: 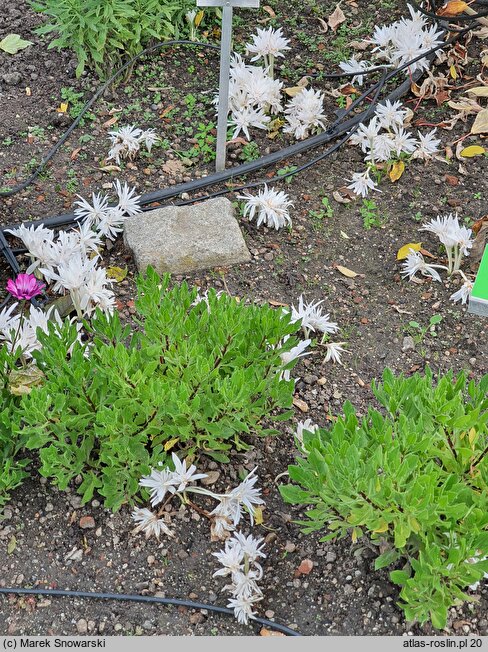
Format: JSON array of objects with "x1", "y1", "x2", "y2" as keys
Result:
[
  {"x1": 347, "y1": 169, "x2": 380, "y2": 198},
  {"x1": 324, "y1": 341, "x2": 349, "y2": 364},
  {"x1": 238, "y1": 185, "x2": 293, "y2": 230},
  {"x1": 7, "y1": 273, "x2": 45, "y2": 300},
  {"x1": 449, "y1": 280, "x2": 473, "y2": 305},
  {"x1": 401, "y1": 249, "x2": 446, "y2": 282}
]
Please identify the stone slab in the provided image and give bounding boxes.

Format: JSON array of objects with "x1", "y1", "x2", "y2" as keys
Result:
[{"x1": 123, "y1": 197, "x2": 251, "y2": 274}]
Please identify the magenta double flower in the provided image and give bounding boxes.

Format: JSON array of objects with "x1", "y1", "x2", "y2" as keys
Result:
[{"x1": 7, "y1": 273, "x2": 45, "y2": 301}]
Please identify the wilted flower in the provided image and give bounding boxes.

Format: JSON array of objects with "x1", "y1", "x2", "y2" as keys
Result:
[
  {"x1": 401, "y1": 249, "x2": 446, "y2": 282},
  {"x1": 324, "y1": 341, "x2": 349, "y2": 364},
  {"x1": 279, "y1": 337, "x2": 312, "y2": 382},
  {"x1": 347, "y1": 169, "x2": 380, "y2": 198},
  {"x1": 449, "y1": 280, "x2": 473, "y2": 305},
  {"x1": 339, "y1": 57, "x2": 371, "y2": 86},
  {"x1": 7, "y1": 273, "x2": 45, "y2": 301},
  {"x1": 131, "y1": 508, "x2": 174, "y2": 539},
  {"x1": 238, "y1": 185, "x2": 293, "y2": 230}
]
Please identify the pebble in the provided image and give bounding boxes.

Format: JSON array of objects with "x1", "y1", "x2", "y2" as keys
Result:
[
  {"x1": 177, "y1": 549, "x2": 189, "y2": 559},
  {"x1": 189, "y1": 612, "x2": 205, "y2": 625},
  {"x1": 326, "y1": 551, "x2": 337, "y2": 563},
  {"x1": 284, "y1": 541, "x2": 296, "y2": 553},
  {"x1": 402, "y1": 336, "x2": 415, "y2": 352},
  {"x1": 79, "y1": 516, "x2": 95, "y2": 529},
  {"x1": 76, "y1": 619, "x2": 88, "y2": 635},
  {"x1": 265, "y1": 610, "x2": 275, "y2": 619}
]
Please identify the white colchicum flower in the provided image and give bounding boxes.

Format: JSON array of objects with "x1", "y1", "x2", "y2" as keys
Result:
[
  {"x1": 289, "y1": 295, "x2": 339, "y2": 338},
  {"x1": 107, "y1": 125, "x2": 159, "y2": 163},
  {"x1": 324, "y1": 341, "x2": 349, "y2": 365},
  {"x1": 74, "y1": 192, "x2": 110, "y2": 229},
  {"x1": 339, "y1": 57, "x2": 371, "y2": 86},
  {"x1": 238, "y1": 185, "x2": 293, "y2": 230},
  {"x1": 375, "y1": 100, "x2": 407, "y2": 129},
  {"x1": 170, "y1": 452, "x2": 207, "y2": 491},
  {"x1": 450, "y1": 280, "x2": 473, "y2": 305},
  {"x1": 295, "y1": 418, "x2": 319, "y2": 451},
  {"x1": 401, "y1": 249, "x2": 447, "y2": 282},
  {"x1": 214, "y1": 533, "x2": 266, "y2": 624},
  {"x1": 421, "y1": 214, "x2": 473, "y2": 273},
  {"x1": 131, "y1": 508, "x2": 174, "y2": 539},
  {"x1": 139, "y1": 468, "x2": 178, "y2": 507},
  {"x1": 283, "y1": 88, "x2": 327, "y2": 140},
  {"x1": 245, "y1": 27, "x2": 290, "y2": 77},
  {"x1": 347, "y1": 169, "x2": 380, "y2": 198},
  {"x1": 279, "y1": 337, "x2": 312, "y2": 382},
  {"x1": 412, "y1": 129, "x2": 441, "y2": 160}
]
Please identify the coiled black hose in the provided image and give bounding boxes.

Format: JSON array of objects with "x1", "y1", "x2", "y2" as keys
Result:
[{"x1": 0, "y1": 587, "x2": 302, "y2": 636}]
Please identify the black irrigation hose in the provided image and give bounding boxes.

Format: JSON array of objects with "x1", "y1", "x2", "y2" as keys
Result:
[
  {"x1": 0, "y1": 40, "x2": 220, "y2": 200},
  {"x1": 0, "y1": 587, "x2": 302, "y2": 636}
]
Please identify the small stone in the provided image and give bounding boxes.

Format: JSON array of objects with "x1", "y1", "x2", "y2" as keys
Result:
[
  {"x1": 284, "y1": 541, "x2": 296, "y2": 553},
  {"x1": 295, "y1": 559, "x2": 313, "y2": 576},
  {"x1": 264, "y1": 252, "x2": 274, "y2": 261},
  {"x1": 142, "y1": 620, "x2": 154, "y2": 631},
  {"x1": 76, "y1": 619, "x2": 88, "y2": 635},
  {"x1": 265, "y1": 610, "x2": 275, "y2": 619},
  {"x1": 201, "y1": 471, "x2": 220, "y2": 486},
  {"x1": 402, "y1": 336, "x2": 415, "y2": 352},
  {"x1": 114, "y1": 624, "x2": 123, "y2": 632},
  {"x1": 147, "y1": 555, "x2": 156, "y2": 565},
  {"x1": 45, "y1": 503, "x2": 54, "y2": 512},
  {"x1": 124, "y1": 198, "x2": 251, "y2": 274},
  {"x1": 79, "y1": 516, "x2": 95, "y2": 529},
  {"x1": 177, "y1": 549, "x2": 189, "y2": 559},
  {"x1": 2, "y1": 72, "x2": 22, "y2": 85},
  {"x1": 326, "y1": 551, "x2": 337, "y2": 563}
]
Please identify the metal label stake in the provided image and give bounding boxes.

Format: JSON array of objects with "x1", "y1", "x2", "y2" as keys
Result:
[{"x1": 197, "y1": 0, "x2": 260, "y2": 172}]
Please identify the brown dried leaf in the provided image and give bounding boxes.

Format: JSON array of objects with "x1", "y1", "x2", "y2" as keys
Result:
[
  {"x1": 162, "y1": 159, "x2": 185, "y2": 175},
  {"x1": 317, "y1": 17, "x2": 329, "y2": 33},
  {"x1": 471, "y1": 108, "x2": 488, "y2": 134},
  {"x1": 328, "y1": 4, "x2": 346, "y2": 31},
  {"x1": 260, "y1": 629, "x2": 285, "y2": 637},
  {"x1": 262, "y1": 5, "x2": 276, "y2": 17},
  {"x1": 437, "y1": 1, "x2": 469, "y2": 17}
]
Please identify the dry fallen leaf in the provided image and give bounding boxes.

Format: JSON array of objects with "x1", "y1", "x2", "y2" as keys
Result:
[
  {"x1": 336, "y1": 265, "x2": 359, "y2": 278},
  {"x1": 389, "y1": 160, "x2": 405, "y2": 182},
  {"x1": 162, "y1": 159, "x2": 186, "y2": 175},
  {"x1": 107, "y1": 266, "x2": 128, "y2": 282},
  {"x1": 466, "y1": 86, "x2": 488, "y2": 98},
  {"x1": 262, "y1": 5, "x2": 276, "y2": 17},
  {"x1": 332, "y1": 190, "x2": 351, "y2": 204},
  {"x1": 102, "y1": 116, "x2": 118, "y2": 128},
  {"x1": 328, "y1": 4, "x2": 346, "y2": 31},
  {"x1": 437, "y1": 1, "x2": 469, "y2": 17},
  {"x1": 397, "y1": 243, "x2": 422, "y2": 260},
  {"x1": 470, "y1": 222, "x2": 488, "y2": 265},
  {"x1": 471, "y1": 108, "x2": 488, "y2": 134}
]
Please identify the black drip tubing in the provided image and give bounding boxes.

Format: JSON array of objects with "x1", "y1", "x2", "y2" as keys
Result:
[{"x1": 0, "y1": 587, "x2": 302, "y2": 636}]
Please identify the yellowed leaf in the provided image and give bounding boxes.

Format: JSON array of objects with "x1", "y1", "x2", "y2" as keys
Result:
[
  {"x1": 328, "y1": 4, "x2": 346, "y2": 31},
  {"x1": 437, "y1": 1, "x2": 469, "y2": 17},
  {"x1": 58, "y1": 103, "x2": 68, "y2": 113},
  {"x1": 397, "y1": 242, "x2": 422, "y2": 260},
  {"x1": 284, "y1": 86, "x2": 306, "y2": 97},
  {"x1": 449, "y1": 64, "x2": 458, "y2": 80},
  {"x1": 336, "y1": 265, "x2": 358, "y2": 278},
  {"x1": 471, "y1": 108, "x2": 488, "y2": 134},
  {"x1": 107, "y1": 266, "x2": 128, "y2": 282},
  {"x1": 351, "y1": 527, "x2": 361, "y2": 543},
  {"x1": 389, "y1": 160, "x2": 405, "y2": 182},
  {"x1": 373, "y1": 521, "x2": 389, "y2": 533},
  {"x1": 340, "y1": 230, "x2": 350, "y2": 239},
  {"x1": 164, "y1": 437, "x2": 179, "y2": 452},
  {"x1": 468, "y1": 428, "x2": 477, "y2": 446},
  {"x1": 254, "y1": 506, "x2": 264, "y2": 526},
  {"x1": 460, "y1": 145, "x2": 486, "y2": 157},
  {"x1": 194, "y1": 10, "x2": 204, "y2": 26},
  {"x1": 466, "y1": 86, "x2": 488, "y2": 98}
]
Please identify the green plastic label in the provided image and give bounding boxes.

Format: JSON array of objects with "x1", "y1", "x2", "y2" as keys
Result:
[{"x1": 469, "y1": 245, "x2": 488, "y2": 317}]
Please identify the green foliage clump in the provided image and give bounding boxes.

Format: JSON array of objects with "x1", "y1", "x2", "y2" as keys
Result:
[
  {"x1": 0, "y1": 348, "x2": 30, "y2": 507},
  {"x1": 280, "y1": 368, "x2": 488, "y2": 629},
  {"x1": 31, "y1": 0, "x2": 197, "y2": 79},
  {"x1": 21, "y1": 271, "x2": 298, "y2": 510}
]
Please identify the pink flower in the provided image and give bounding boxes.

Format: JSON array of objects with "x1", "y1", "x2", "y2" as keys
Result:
[{"x1": 7, "y1": 274, "x2": 45, "y2": 300}]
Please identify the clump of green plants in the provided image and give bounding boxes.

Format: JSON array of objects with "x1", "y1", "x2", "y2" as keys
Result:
[
  {"x1": 0, "y1": 347, "x2": 31, "y2": 507},
  {"x1": 31, "y1": 0, "x2": 196, "y2": 79},
  {"x1": 20, "y1": 270, "x2": 299, "y2": 510},
  {"x1": 280, "y1": 368, "x2": 488, "y2": 629}
]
